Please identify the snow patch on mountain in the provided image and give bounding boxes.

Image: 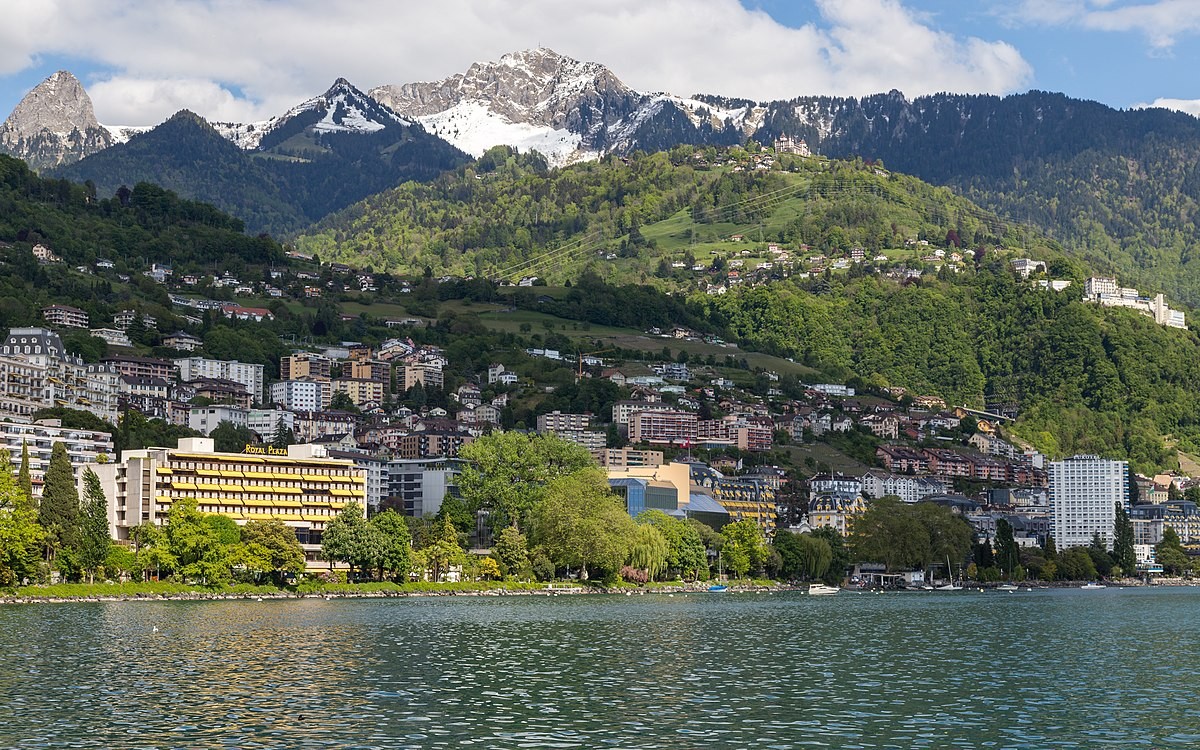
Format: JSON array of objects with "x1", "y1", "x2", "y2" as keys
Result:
[
  {"x1": 104, "y1": 125, "x2": 153, "y2": 144},
  {"x1": 209, "y1": 120, "x2": 275, "y2": 149},
  {"x1": 419, "y1": 101, "x2": 595, "y2": 165}
]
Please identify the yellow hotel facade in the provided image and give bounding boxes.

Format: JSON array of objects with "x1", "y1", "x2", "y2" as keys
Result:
[{"x1": 90, "y1": 437, "x2": 367, "y2": 570}]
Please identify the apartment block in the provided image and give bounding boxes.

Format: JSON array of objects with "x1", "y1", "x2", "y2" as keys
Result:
[{"x1": 175, "y1": 357, "x2": 265, "y2": 404}]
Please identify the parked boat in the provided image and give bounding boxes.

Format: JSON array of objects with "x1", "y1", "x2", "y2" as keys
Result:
[
  {"x1": 937, "y1": 556, "x2": 963, "y2": 590},
  {"x1": 808, "y1": 584, "x2": 839, "y2": 596}
]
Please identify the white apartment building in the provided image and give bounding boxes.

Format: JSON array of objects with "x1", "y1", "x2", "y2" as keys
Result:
[
  {"x1": 269, "y1": 379, "x2": 330, "y2": 411},
  {"x1": 0, "y1": 418, "x2": 114, "y2": 497},
  {"x1": 188, "y1": 405, "x2": 249, "y2": 435},
  {"x1": 247, "y1": 408, "x2": 295, "y2": 439},
  {"x1": 175, "y1": 357, "x2": 265, "y2": 404},
  {"x1": 860, "y1": 470, "x2": 949, "y2": 504},
  {"x1": 1050, "y1": 455, "x2": 1129, "y2": 550}
]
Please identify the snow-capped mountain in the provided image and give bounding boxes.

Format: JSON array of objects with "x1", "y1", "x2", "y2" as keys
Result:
[
  {"x1": 0, "y1": 71, "x2": 114, "y2": 171},
  {"x1": 372, "y1": 48, "x2": 761, "y2": 166}
]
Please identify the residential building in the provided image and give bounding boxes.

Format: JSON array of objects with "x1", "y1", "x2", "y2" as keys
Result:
[
  {"x1": 629, "y1": 410, "x2": 698, "y2": 446},
  {"x1": 102, "y1": 355, "x2": 178, "y2": 382},
  {"x1": 1010, "y1": 258, "x2": 1047, "y2": 278},
  {"x1": 808, "y1": 492, "x2": 867, "y2": 536},
  {"x1": 163, "y1": 332, "x2": 203, "y2": 352},
  {"x1": 611, "y1": 399, "x2": 671, "y2": 426},
  {"x1": 383, "y1": 458, "x2": 464, "y2": 517},
  {"x1": 402, "y1": 362, "x2": 444, "y2": 391},
  {"x1": 188, "y1": 404, "x2": 249, "y2": 435},
  {"x1": 117, "y1": 375, "x2": 171, "y2": 420},
  {"x1": 536, "y1": 411, "x2": 593, "y2": 432},
  {"x1": 90, "y1": 328, "x2": 132, "y2": 348},
  {"x1": 0, "y1": 418, "x2": 113, "y2": 497},
  {"x1": 41, "y1": 304, "x2": 89, "y2": 329},
  {"x1": 292, "y1": 410, "x2": 359, "y2": 444},
  {"x1": 220, "y1": 304, "x2": 274, "y2": 322},
  {"x1": 548, "y1": 429, "x2": 606, "y2": 453},
  {"x1": 88, "y1": 438, "x2": 366, "y2": 571},
  {"x1": 344, "y1": 359, "x2": 390, "y2": 383},
  {"x1": 1049, "y1": 455, "x2": 1129, "y2": 550},
  {"x1": 269, "y1": 379, "x2": 330, "y2": 412},
  {"x1": 247, "y1": 409, "x2": 295, "y2": 439},
  {"x1": 176, "y1": 357, "x2": 265, "y2": 404},
  {"x1": 185, "y1": 377, "x2": 251, "y2": 408},
  {"x1": 860, "y1": 471, "x2": 949, "y2": 504},
  {"x1": 113, "y1": 309, "x2": 157, "y2": 331},
  {"x1": 0, "y1": 328, "x2": 120, "y2": 422},
  {"x1": 597, "y1": 448, "x2": 664, "y2": 469},
  {"x1": 809, "y1": 473, "x2": 863, "y2": 498},
  {"x1": 280, "y1": 352, "x2": 333, "y2": 381},
  {"x1": 396, "y1": 425, "x2": 473, "y2": 459},
  {"x1": 331, "y1": 378, "x2": 385, "y2": 408}
]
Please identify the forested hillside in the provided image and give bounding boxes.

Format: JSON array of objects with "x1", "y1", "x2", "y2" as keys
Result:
[
  {"x1": 688, "y1": 263, "x2": 1199, "y2": 473},
  {"x1": 746, "y1": 90, "x2": 1200, "y2": 307},
  {"x1": 296, "y1": 145, "x2": 1034, "y2": 280}
]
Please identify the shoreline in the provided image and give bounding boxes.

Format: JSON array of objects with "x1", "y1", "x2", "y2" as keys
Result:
[
  {"x1": 0, "y1": 581, "x2": 791, "y2": 605},
  {"x1": 3, "y1": 578, "x2": 1196, "y2": 605}
]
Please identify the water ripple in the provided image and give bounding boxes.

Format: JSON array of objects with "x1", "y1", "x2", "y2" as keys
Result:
[{"x1": 1, "y1": 589, "x2": 1198, "y2": 748}]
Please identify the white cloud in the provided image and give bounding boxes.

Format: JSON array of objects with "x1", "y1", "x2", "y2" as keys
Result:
[
  {"x1": 1006, "y1": 0, "x2": 1200, "y2": 49},
  {"x1": 0, "y1": 0, "x2": 1034, "y2": 125},
  {"x1": 1134, "y1": 97, "x2": 1200, "y2": 116}
]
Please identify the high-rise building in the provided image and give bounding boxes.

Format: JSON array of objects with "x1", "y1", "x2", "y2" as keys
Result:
[{"x1": 1049, "y1": 455, "x2": 1129, "y2": 550}]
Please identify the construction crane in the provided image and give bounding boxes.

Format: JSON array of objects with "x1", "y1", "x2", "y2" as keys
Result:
[{"x1": 577, "y1": 348, "x2": 615, "y2": 381}]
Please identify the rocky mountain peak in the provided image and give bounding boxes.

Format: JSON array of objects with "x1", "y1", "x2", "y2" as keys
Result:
[
  {"x1": 372, "y1": 48, "x2": 638, "y2": 130},
  {"x1": 0, "y1": 70, "x2": 114, "y2": 170}
]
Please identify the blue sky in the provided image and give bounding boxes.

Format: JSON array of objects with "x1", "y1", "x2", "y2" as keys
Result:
[{"x1": 2, "y1": 0, "x2": 1199, "y2": 126}]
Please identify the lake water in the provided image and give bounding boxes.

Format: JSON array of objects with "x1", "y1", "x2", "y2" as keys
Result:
[{"x1": 2, "y1": 587, "x2": 1199, "y2": 748}]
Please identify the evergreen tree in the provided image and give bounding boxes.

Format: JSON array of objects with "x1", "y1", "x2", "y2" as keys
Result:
[
  {"x1": 270, "y1": 417, "x2": 295, "y2": 449},
  {"x1": 17, "y1": 441, "x2": 33, "y2": 511},
  {"x1": 78, "y1": 468, "x2": 111, "y2": 583},
  {"x1": 995, "y1": 519, "x2": 1021, "y2": 577},
  {"x1": 39, "y1": 441, "x2": 80, "y2": 557},
  {"x1": 1112, "y1": 503, "x2": 1136, "y2": 575}
]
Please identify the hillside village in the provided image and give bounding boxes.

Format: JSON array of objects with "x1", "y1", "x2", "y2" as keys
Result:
[{"x1": 4, "y1": 237, "x2": 1197, "y2": 580}]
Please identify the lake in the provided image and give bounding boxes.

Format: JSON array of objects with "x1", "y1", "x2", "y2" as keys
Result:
[{"x1": 2, "y1": 587, "x2": 1199, "y2": 748}]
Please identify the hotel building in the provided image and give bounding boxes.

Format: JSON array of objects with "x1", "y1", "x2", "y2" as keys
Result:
[
  {"x1": 1049, "y1": 454, "x2": 1129, "y2": 549},
  {"x1": 0, "y1": 418, "x2": 114, "y2": 497},
  {"x1": 90, "y1": 437, "x2": 367, "y2": 570}
]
